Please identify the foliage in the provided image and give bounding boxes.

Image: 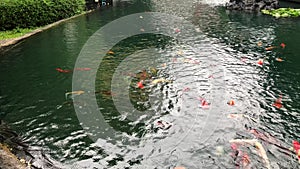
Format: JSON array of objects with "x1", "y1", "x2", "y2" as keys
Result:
[
  {"x1": 261, "y1": 8, "x2": 300, "y2": 18},
  {"x1": 0, "y1": 28, "x2": 36, "y2": 40},
  {"x1": 0, "y1": 0, "x2": 85, "y2": 31}
]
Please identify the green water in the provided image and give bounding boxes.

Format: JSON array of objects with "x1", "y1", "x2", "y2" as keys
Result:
[{"x1": 0, "y1": 0, "x2": 300, "y2": 168}]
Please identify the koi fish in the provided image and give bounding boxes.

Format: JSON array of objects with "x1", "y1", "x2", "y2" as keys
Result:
[
  {"x1": 230, "y1": 143, "x2": 251, "y2": 168},
  {"x1": 182, "y1": 87, "x2": 190, "y2": 92},
  {"x1": 248, "y1": 128, "x2": 292, "y2": 153},
  {"x1": 179, "y1": 87, "x2": 190, "y2": 98},
  {"x1": 65, "y1": 90, "x2": 85, "y2": 99},
  {"x1": 175, "y1": 28, "x2": 181, "y2": 33},
  {"x1": 74, "y1": 68, "x2": 91, "y2": 71},
  {"x1": 155, "y1": 120, "x2": 172, "y2": 130},
  {"x1": 197, "y1": 98, "x2": 210, "y2": 109},
  {"x1": 257, "y1": 59, "x2": 264, "y2": 66},
  {"x1": 56, "y1": 68, "x2": 72, "y2": 73},
  {"x1": 227, "y1": 100, "x2": 235, "y2": 106},
  {"x1": 177, "y1": 50, "x2": 183, "y2": 56},
  {"x1": 293, "y1": 140, "x2": 300, "y2": 162},
  {"x1": 174, "y1": 167, "x2": 186, "y2": 169},
  {"x1": 229, "y1": 139, "x2": 271, "y2": 169},
  {"x1": 151, "y1": 78, "x2": 172, "y2": 85},
  {"x1": 107, "y1": 50, "x2": 115, "y2": 55},
  {"x1": 280, "y1": 43, "x2": 286, "y2": 49},
  {"x1": 273, "y1": 95, "x2": 282, "y2": 109},
  {"x1": 265, "y1": 46, "x2": 277, "y2": 51},
  {"x1": 137, "y1": 80, "x2": 144, "y2": 89},
  {"x1": 227, "y1": 114, "x2": 244, "y2": 119},
  {"x1": 275, "y1": 58, "x2": 284, "y2": 62},
  {"x1": 257, "y1": 41, "x2": 263, "y2": 47}
]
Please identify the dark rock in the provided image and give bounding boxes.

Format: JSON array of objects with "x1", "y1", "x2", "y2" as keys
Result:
[{"x1": 225, "y1": 0, "x2": 279, "y2": 11}]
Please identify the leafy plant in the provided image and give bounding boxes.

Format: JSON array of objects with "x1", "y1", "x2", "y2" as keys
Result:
[
  {"x1": 0, "y1": 0, "x2": 86, "y2": 31},
  {"x1": 261, "y1": 8, "x2": 300, "y2": 18}
]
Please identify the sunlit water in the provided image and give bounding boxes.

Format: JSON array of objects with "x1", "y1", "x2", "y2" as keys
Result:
[{"x1": 0, "y1": 0, "x2": 300, "y2": 168}]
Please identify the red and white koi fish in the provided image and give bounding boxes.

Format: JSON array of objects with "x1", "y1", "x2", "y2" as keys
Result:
[
  {"x1": 155, "y1": 120, "x2": 172, "y2": 130},
  {"x1": 197, "y1": 98, "x2": 210, "y2": 109},
  {"x1": 229, "y1": 139, "x2": 271, "y2": 169},
  {"x1": 280, "y1": 43, "x2": 286, "y2": 49},
  {"x1": 257, "y1": 59, "x2": 264, "y2": 66},
  {"x1": 273, "y1": 95, "x2": 282, "y2": 109},
  {"x1": 230, "y1": 143, "x2": 251, "y2": 169},
  {"x1": 137, "y1": 80, "x2": 144, "y2": 89},
  {"x1": 56, "y1": 68, "x2": 72, "y2": 73}
]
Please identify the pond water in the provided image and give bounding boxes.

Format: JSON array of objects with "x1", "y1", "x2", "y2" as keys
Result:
[{"x1": 0, "y1": 0, "x2": 300, "y2": 168}]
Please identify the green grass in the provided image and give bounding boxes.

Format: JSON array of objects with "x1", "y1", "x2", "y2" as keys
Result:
[{"x1": 0, "y1": 28, "x2": 37, "y2": 40}]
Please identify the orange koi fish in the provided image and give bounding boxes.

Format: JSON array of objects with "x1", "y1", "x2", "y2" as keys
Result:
[
  {"x1": 265, "y1": 46, "x2": 277, "y2": 51},
  {"x1": 56, "y1": 68, "x2": 72, "y2": 73},
  {"x1": 227, "y1": 100, "x2": 235, "y2": 106},
  {"x1": 273, "y1": 95, "x2": 282, "y2": 109}
]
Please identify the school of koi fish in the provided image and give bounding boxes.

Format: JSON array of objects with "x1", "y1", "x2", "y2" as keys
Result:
[{"x1": 55, "y1": 41, "x2": 299, "y2": 169}]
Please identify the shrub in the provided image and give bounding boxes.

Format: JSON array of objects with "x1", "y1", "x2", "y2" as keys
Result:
[{"x1": 0, "y1": 0, "x2": 85, "y2": 31}]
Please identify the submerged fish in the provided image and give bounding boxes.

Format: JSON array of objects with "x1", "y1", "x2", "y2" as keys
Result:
[
  {"x1": 229, "y1": 139, "x2": 271, "y2": 169},
  {"x1": 65, "y1": 91, "x2": 85, "y2": 99},
  {"x1": 227, "y1": 100, "x2": 235, "y2": 106},
  {"x1": 293, "y1": 140, "x2": 300, "y2": 162},
  {"x1": 56, "y1": 68, "x2": 72, "y2": 73},
  {"x1": 107, "y1": 50, "x2": 115, "y2": 55},
  {"x1": 273, "y1": 95, "x2": 282, "y2": 109},
  {"x1": 257, "y1": 59, "x2": 264, "y2": 66},
  {"x1": 275, "y1": 58, "x2": 284, "y2": 62},
  {"x1": 280, "y1": 43, "x2": 286, "y2": 49},
  {"x1": 151, "y1": 78, "x2": 172, "y2": 85},
  {"x1": 230, "y1": 143, "x2": 251, "y2": 168},
  {"x1": 265, "y1": 46, "x2": 277, "y2": 51},
  {"x1": 74, "y1": 68, "x2": 91, "y2": 71},
  {"x1": 227, "y1": 114, "x2": 244, "y2": 119},
  {"x1": 197, "y1": 98, "x2": 210, "y2": 109},
  {"x1": 257, "y1": 41, "x2": 263, "y2": 46},
  {"x1": 155, "y1": 120, "x2": 172, "y2": 130},
  {"x1": 137, "y1": 80, "x2": 144, "y2": 89}
]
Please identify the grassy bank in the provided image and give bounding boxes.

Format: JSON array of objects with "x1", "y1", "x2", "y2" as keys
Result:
[{"x1": 0, "y1": 28, "x2": 37, "y2": 41}]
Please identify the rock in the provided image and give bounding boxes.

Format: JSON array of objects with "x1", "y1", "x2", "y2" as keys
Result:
[{"x1": 226, "y1": 0, "x2": 279, "y2": 11}]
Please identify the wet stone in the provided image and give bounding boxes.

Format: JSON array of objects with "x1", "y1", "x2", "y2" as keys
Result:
[{"x1": 226, "y1": 0, "x2": 279, "y2": 11}]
